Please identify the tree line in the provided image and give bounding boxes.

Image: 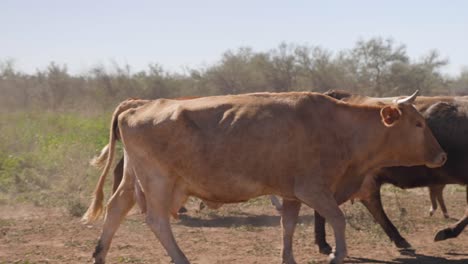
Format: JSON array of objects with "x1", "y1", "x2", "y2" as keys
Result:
[{"x1": 1, "y1": 37, "x2": 467, "y2": 113}]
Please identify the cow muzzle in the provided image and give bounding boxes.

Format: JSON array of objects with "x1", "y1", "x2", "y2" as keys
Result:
[{"x1": 426, "y1": 152, "x2": 447, "y2": 168}]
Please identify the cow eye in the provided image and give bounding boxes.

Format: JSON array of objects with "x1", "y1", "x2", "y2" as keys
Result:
[{"x1": 416, "y1": 121, "x2": 423, "y2": 128}]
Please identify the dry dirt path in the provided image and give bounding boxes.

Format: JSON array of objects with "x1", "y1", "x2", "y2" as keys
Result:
[{"x1": 0, "y1": 188, "x2": 467, "y2": 263}]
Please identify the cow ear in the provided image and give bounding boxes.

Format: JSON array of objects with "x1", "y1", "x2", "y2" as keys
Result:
[{"x1": 380, "y1": 106, "x2": 401, "y2": 127}]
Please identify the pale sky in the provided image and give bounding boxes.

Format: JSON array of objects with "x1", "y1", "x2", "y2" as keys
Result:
[{"x1": 1, "y1": 0, "x2": 467, "y2": 76}]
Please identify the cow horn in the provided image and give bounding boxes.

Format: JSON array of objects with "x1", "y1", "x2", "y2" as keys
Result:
[{"x1": 396, "y1": 90, "x2": 419, "y2": 105}]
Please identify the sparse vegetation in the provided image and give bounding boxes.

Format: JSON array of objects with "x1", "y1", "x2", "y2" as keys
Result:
[
  {"x1": 0, "y1": 111, "x2": 108, "y2": 213},
  {"x1": 1, "y1": 37, "x2": 466, "y2": 114},
  {"x1": 0, "y1": 37, "x2": 467, "y2": 218}
]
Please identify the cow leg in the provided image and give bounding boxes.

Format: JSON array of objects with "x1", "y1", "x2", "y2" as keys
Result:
[
  {"x1": 170, "y1": 186, "x2": 189, "y2": 219},
  {"x1": 280, "y1": 199, "x2": 301, "y2": 264},
  {"x1": 93, "y1": 165, "x2": 136, "y2": 264},
  {"x1": 429, "y1": 185, "x2": 448, "y2": 218},
  {"x1": 435, "y1": 208, "x2": 468, "y2": 241},
  {"x1": 295, "y1": 190, "x2": 347, "y2": 264},
  {"x1": 314, "y1": 204, "x2": 346, "y2": 264},
  {"x1": 436, "y1": 186, "x2": 449, "y2": 218},
  {"x1": 134, "y1": 180, "x2": 147, "y2": 214},
  {"x1": 141, "y1": 174, "x2": 189, "y2": 264},
  {"x1": 314, "y1": 211, "x2": 333, "y2": 254},
  {"x1": 146, "y1": 212, "x2": 188, "y2": 264},
  {"x1": 429, "y1": 186, "x2": 438, "y2": 216},
  {"x1": 271, "y1": 195, "x2": 283, "y2": 212},
  {"x1": 115, "y1": 156, "x2": 147, "y2": 215},
  {"x1": 112, "y1": 157, "x2": 124, "y2": 193},
  {"x1": 360, "y1": 187, "x2": 411, "y2": 248}
]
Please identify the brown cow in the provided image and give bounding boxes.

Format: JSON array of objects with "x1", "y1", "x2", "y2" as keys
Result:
[
  {"x1": 313, "y1": 90, "x2": 467, "y2": 253},
  {"x1": 83, "y1": 91, "x2": 446, "y2": 264}
]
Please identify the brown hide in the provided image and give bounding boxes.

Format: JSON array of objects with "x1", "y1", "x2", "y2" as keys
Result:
[
  {"x1": 118, "y1": 92, "x2": 444, "y2": 204},
  {"x1": 86, "y1": 91, "x2": 445, "y2": 264},
  {"x1": 315, "y1": 90, "x2": 466, "y2": 252}
]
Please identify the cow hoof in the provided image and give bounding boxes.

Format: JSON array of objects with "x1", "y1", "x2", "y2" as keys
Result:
[
  {"x1": 92, "y1": 240, "x2": 105, "y2": 264},
  {"x1": 93, "y1": 257, "x2": 105, "y2": 264},
  {"x1": 319, "y1": 244, "x2": 333, "y2": 255},
  {"x1": 281, "y1": 258, "x2": 297, "y2": 264},
  {"x1": 429, "y1": 210, "x2": 435, "y2": 217},
  {"x1": 394, "y1": 239, "x2": 412, "y2": 249},
  {"x1": 328, "y1": 253, "x2": 344, "y2": 264},
  {"x1": 434, "y1": 229, "x2": 450, "y2": 241},
  {"x1": 443, "y1": 213, "x2": 450, "y2": 219}
]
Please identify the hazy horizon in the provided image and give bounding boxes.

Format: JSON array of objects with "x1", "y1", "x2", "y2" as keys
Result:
[{"x1": 2, "y1": 0, "x2": 467, "y2": 76}]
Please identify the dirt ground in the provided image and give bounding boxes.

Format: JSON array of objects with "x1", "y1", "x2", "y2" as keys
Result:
[{"x1": 0, "y1": 186, "x2": 466, "y2": 264}]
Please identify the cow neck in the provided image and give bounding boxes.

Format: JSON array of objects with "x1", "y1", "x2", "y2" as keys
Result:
[{"x1": 337, "y1": 102, "x2": 393, "y2": 173}]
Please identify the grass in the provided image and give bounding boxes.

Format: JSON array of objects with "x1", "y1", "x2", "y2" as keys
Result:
[{"x1": 0, "y1": 111, "x2": 111, "y2": 215}]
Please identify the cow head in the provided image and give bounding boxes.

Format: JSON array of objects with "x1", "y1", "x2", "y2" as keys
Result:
[{"x1": 379, "y1": 91, "x2": 446, "y2": 168}]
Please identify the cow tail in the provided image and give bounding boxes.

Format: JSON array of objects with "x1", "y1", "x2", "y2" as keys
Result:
[
  {"x1": 82, "y1": 99, "x2": 149, "y2": 224},
  {"x1": 82, "y1": 104, "x2": 124, "y2": 223},
  {"x1": 89, "y1": 144, "x2": 110, "y2": 169}
]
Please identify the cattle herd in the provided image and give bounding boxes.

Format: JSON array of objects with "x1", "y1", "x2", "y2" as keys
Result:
[{"x1": 82, "y1": 90, "x2": 466, "y2": 264}]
